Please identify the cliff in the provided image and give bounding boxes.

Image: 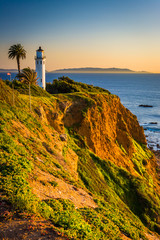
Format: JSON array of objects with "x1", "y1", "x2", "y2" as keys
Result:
[{"x1": 0, "y1": 78, "x2": 160, "y2": 240}]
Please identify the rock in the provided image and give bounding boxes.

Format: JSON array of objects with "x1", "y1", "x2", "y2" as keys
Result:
[
  {"x1": 59, "y1": 101, "x2": 69, "y2": 112},
  {"x1": 52, "y1": 112, "x2": 59, "y2": 120},
  {"x1": 36, "y1": 157, "x2": 44, "y2": 163},
  {"x1": 42, "y1": 142, "x2": 54, "y2": 154},
  {"x1": 60, "y1": 134, "x2": 67, "y2": 141},
  {"x1": 139, "y1": 105, "x2": 153, "y2": 107},
  {"x1": 149, "y1": 122, "x2": 157, "y2": 124}
]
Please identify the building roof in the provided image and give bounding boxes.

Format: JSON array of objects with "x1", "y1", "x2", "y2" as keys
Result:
[{"x1": 37, "y1": 46, "x2": 44, "y2": 52}]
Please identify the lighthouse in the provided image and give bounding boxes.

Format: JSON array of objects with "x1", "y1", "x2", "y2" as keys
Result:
[{"x1": 35, "y1": 46, "x2": 46, "y2": 90}]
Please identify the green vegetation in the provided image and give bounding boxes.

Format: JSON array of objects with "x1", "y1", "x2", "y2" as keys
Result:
[
  {"x1": 44, "y1": 198, "x2": 146, "y2": 239},
  {"x1": 49, "y1": 180, "x2": 58, "y2": 187},
  {"x1": 5, "y1": 79, "x2": 51, "y2": 97},
  {"x1": 17, "y1": 67, "x2": 38, "y2": 85},
  {"x1": 132, "y1": 139, "x2": 153, "y2": 175},
  {"x1": 0, "y1": 78, "x2": 160, "y2": 239},
  {"x1": 67, "y1": 132, "x2": 160, "y2": 234},
  {"x1": 46, "y1": 76, "x2": 110, "y2": 94}
]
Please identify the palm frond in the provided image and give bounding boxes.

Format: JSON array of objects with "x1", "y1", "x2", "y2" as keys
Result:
[
  {"x1": 8, "y1": 44, "x2": 26, "y2": 59},
  {"x1": 8, "y1": 44, "x2": 26, "y2": 74},
  {"x1": 17, "y1": 67, "x2": 38, "y2": 85}
]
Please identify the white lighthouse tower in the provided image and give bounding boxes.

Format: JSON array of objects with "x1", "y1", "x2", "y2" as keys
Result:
[{"x1": 35, "y1": 46, "x2": 46, "y2": 90}]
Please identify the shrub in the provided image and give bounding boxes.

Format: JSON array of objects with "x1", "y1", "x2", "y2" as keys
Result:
[{"x1": 46, "y1": 76, "x2": 110, "y2": 94}]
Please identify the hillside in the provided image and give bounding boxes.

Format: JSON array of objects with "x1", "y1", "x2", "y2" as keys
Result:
[{"x1": 0, "y1": 78, "x2": 160, "y2": 239}]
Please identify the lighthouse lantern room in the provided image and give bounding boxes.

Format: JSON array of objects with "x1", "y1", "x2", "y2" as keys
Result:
[{"x1": 35, "y1": 46, "x2": 46, "y2": 90}]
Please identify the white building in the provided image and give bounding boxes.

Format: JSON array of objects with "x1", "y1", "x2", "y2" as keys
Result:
[{"x1": 35, "y1": 46, "x2": 46, "y2": 90}]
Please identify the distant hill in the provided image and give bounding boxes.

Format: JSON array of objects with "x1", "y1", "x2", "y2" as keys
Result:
[
  {"x1": 0, "y1": 68, "x2": 149, "y2": 74},
  {"x1": 51, "y1": 67, "x2": 148, "y2": 73},
  {"x1": 0, "y1": 68, "x2": 18, "y2": 73},
  {"x1": 0, "y1": 69, "x2": 50, "y2": 73}
]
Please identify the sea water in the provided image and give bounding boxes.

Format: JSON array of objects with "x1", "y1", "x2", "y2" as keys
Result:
[{"x1": 1, "y1": 72, "x2": 160, "y2": 150}]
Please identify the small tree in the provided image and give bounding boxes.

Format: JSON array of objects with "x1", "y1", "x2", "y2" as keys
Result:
[
  {"x1": 17, "y1": 67, "x2": 38, "y2": 111},
  {"x1": 8, "y1": 44, "x2": 26, "y2": 74}
]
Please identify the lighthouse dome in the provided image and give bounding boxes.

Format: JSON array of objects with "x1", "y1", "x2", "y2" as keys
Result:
[
  {"x1": 36, "y1": 46, "x2": 44, "y2": 59},
  {"x1": 37, "y1": 46, "x2": 44, "y2": 52}
]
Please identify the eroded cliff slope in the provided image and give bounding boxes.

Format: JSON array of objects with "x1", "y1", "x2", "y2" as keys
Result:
[{"x1": 0, "y1": 78, "x2": 160, "y2": 240}]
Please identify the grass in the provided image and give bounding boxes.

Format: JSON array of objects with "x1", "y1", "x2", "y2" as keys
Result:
[
  {"x1": 5, "y1": 79, "x2": 51, "y2": 97},
  {"x1": 132, "y1": 139, "x2": 153, "y2": 176},
  {"x1": 49, "y1": 180, "x2": 58, "y2": 187}
]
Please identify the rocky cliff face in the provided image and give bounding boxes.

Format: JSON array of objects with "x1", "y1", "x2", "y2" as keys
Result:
[
  {"x1": 36, "y1": 90, "x2": 147, "y2": 177},
  {"x1": 62, "y1": 93, "x2": 146, "y2": 172},
  {"x1": 0, "y1": 79, "x2": 160, "y2": 239}
]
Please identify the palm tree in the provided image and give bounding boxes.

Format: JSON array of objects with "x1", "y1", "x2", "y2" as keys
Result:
[
  {"x1": 8, "y1": 44, "x2": 26, "y2": 74},
  {"x1": 17, "y1": 67, "x2": 38, "y2": 85},
  {"x1": 17, "y1": 67, "x2": 38, "y2": 111}
]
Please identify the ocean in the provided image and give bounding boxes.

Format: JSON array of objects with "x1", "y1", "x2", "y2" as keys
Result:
[{"x1": 1, "y1": 72, "x2": 160, "y2": 150}]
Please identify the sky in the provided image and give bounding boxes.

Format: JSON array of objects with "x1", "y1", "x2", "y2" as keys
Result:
[{"x1": 1, "y1": 0, "x2": 160, "y2": 72}]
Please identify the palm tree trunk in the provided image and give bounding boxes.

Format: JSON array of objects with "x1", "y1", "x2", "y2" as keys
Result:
[
  {"x1": 12, "y1": 80, "x2": 15, "y2": 106},
  {"x1": 29, "y1": 82, "x2": 31, "y2": 112},
  {"x1": 17, "y1": 56, "x2": 20, "y2": 74}
]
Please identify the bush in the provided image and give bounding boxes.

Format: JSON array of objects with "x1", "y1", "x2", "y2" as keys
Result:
[{"x1": 46, "y1": 76, "x2": 110, "y2": 94}]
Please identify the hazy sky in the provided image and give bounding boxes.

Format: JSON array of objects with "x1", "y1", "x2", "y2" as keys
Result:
[{"x1": 1, "y1": 0, "x2": 160, "y2": 72}]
